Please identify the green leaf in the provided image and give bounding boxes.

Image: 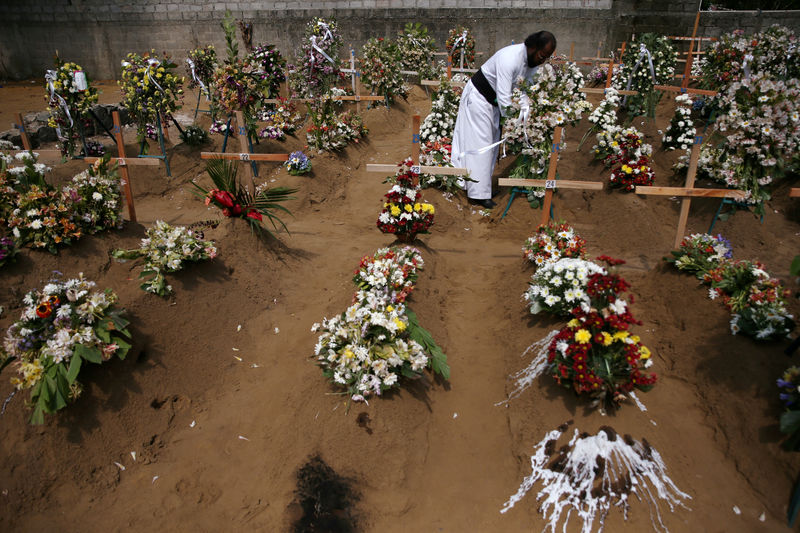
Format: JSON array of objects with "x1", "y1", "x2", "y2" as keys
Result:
[
  {"x1": 66, "y1": 354, "x2": 82, "y2": 384},
  {"x1": 75, "y1": 344, "x2": 103, "y2": 364},
  {"x1": 405, "y1": 308, "x2": 450, "y2": 380},
  {"x1": 113, "y1": 338, "x2": 132, "y2": 360},
  {"x1": 791, "y1": 255, "x2": 800, "y2": 278},
  {"x1": 29, "y1": 405, "x2": 45, "y2": 425}
]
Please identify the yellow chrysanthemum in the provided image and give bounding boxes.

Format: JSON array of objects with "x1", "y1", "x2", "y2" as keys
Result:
[
  {"x1": 601, "y1": 331, "x2": 613, "y2": 346},
  {"x1": 404, "y1": 204, "x2": 413, "y2": 213},
  {"x1": 622, "y1": 165, "x2": 633, "y2": 174},
  {"x1": 574, "y1": 329, "x2": 591, "y2": 344},
  {"x1": 414, "y1": 203, "x2": 422, "y2": 212},
  {"x1": 639, "y1": 345, "x2": 651, "y2": 359},
  {"x1": 393, "y1": 317, "x2": 406, "y2": 332},
  {"x1": 343, "y1": 349, "x2": 355, "y2": 360},
  {"x1": 613, "y1": 331, "x2": 629, "y2": 341},
  {"x1": 567, "y1": 318, "x2": 580, "y2": 328},
  {"x1": 390, "y1": 205, "x2": 401, "y2": 216}
]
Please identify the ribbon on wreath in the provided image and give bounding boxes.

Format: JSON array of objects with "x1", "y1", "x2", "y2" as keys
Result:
[
  {"x1": 309, "y1": 35, "x2": 336, "y2": 66},
  {"x1": 622, "y1": 43, "x2": 656, "y2": 106},
  {"x1": 186, "y1": 58, "x2": 209, "y2": 99},
  {"x1": 45, "y1": 69, "x2": 73, "y2": 136},
  {"x1": 457, "y1": 91, "x2": 540, "y2": 161}
]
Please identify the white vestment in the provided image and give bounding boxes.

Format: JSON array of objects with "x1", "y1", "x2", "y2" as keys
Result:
[{"x1": 452, "y1": 43, "x2": 538, "y2": 200}]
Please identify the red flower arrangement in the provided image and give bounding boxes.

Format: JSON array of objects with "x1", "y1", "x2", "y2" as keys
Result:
[
  {"x1": 604, "y1": 130, "x2": 655, "y2": 192},
  {"x1": 546, "y1": 257, "x2": 657, "y2": 406},
  {"x1": 376, "y1": 159, "x2": 435, "y2": 240}
]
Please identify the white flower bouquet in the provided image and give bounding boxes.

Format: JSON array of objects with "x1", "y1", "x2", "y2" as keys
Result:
[
  {"x1": 1, "y1": 274, "x2": 132, "y2": 424},
  {"x1": 524, "y1": 258, "x2": 608, "y2": 317},
  {"x1": 111, "y1": 220, "x2": 218, "y2": 297}
]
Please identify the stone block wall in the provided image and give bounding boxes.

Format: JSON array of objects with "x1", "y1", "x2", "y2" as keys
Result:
[{"x1": 0, "y1": 0, "x2": 797, "y2": 81}]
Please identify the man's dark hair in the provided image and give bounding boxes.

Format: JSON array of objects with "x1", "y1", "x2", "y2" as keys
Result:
[{"x1": 524, "y1": 31, "x2": 557, "y2": 51}]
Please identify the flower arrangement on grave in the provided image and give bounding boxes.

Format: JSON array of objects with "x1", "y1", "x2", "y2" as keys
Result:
[
  {"x1": 445, "y1": 26, "x2": 476, "y2": 68},
  {"x1": 524, "y1": 258, "x2": 608, "y2": 317},
  {"x1": 359, "y1": 37, "x2": 408, "y2": 105},
  {"x1": 186, "y1": 45, "x2": 218, "y2": 98},
  {"x1": 695, "y1": 25, "x2": 799, "y2": 90},
  {"x1": 179, "y1": 124, "x2": 210, "y2": 146},
  {"x1": 419, "y1": 75, "x2": 465, "y2": 143},
  {"x1": 778, "y1": 366, "x2": 800, "y2": 451},
  {"x1": 246, "y1": 44, "x2": 287, "y2": 99},
  {"x1": 193, "y1": 158, "x2": 297, "y2": 236},
  {"x1": 305, "y1": 93, "x2": 368, "y2": 152},
  {"x1": 703, "y1": 72, "x2": 800, "y2": 215},
  {"x1": 0, "y1": 235, "x2": 18, "y2": 268},
  {"x1": 546, "y1": 259, "x2": 657, "y2": 406},
  {"x1": 120, "y1": 50, "x2": 184, "y2": 145},
  {"x1": 522, "y1": 221, "x2": 587, "y2": 267},
  {"x1": 287, "y1": 17, "x2": 346, "y2": 98},
  {"x1": 285, "y1": 151, "x2": 312, "y2": 175},
  {"x1": 255, "y1": 98, "x2": 303, "y2": 140},
  {"x1": 396, "y1": 22, "x2": 441, "y2": 80},
  {"x1": 0, "y1": 274, "x2": 132, "y2": 424},
  {"x1": 84, "y1": 140, "x2": 105, "y2": 157},
  {"x1": 665, "y1": 233, "x2": 732, "y2": 279},
  {"x1": 501, "y1": 421, "x2": 690, "y2": 533},
  {"x1": 312, "y1": 246, "x2": 449, "y2": 403},
  {"x1": 667, "y1": 233, "x2": 794, "y2": 340},
  {"x1": 611, "y1": 33, "x2": 677, "y2": 117},
  {"x1": 502, "y1": 61, "x2": 591, "y2": 189},
  {"x1": 662, "y1": 93, "x2": 696, "y2": 151},
  {"x1": 578, "y1": 86, "x2": 621, "y2": 152},
  {"x1": 586, "y1": 62, "x2": 621, "y2": 87},
  {"x1": 44, "y1": 56, "x2": 99, "y2": 158},
  {"x1": 376, "y1": 159, "x2": 435, "y2": 241},
  {"x1": 500, "y1": 61, "x2": 590, "y2": 208},
  {"x1": 4, "y1": 154, "x2": 123, "y2": 253},
  {"x1": 595, "y1": 127, "x2": 655, "y2": 191},
  {"x1": 210, "y1": 61, "x2": 263, "y2": 116},
  {"x1": 418, "y1": 137, "x2": 469, "y2": 192},
  {"x1": 61, "y1": 157, "x2": 124, "y2": 235},
  {"x1": 111, "y1": 220, "x2": 218, "y2": 297}
]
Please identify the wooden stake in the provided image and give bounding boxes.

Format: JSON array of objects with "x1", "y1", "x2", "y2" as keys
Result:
[
  {"x1": 13, "y1": 113, "x2": 32, "y2": 151},
  {"x1": 539, "y1": 127, "x2": 562, "y2": 226},
  {"x1": 233, "y1": 110, "x2": 254, "y2": 192},
  {"x1": 635, "y1": 136, "x2": 747, "y2": 248},
  {"x1": 569, "y1": 42, "x2": 575, "y2": 62}
]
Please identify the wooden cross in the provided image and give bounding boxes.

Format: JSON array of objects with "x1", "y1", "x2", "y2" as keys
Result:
[
  {"x1": 84, "y1": 111, "x2": 158, "y2": 223},
  {"x1": 365, "y1": 114, "x2": 468, "y2": 187},
  {"x1": 200, "y1": 110, "x2": 289, "y2": 193},
  {"x1": 11, "y1": 113, "x2": 64, "y2": 160},
  {"x1": 498, "y1": 126, "x2": 604, "y2": 224},
  {"x1": 635, "y1": 135, "x2": 747, "y2": 248}
]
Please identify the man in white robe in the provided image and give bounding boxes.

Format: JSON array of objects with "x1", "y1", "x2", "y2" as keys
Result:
[{"x1": 452, "y1": 31, "x2": 556, "y2": 208}]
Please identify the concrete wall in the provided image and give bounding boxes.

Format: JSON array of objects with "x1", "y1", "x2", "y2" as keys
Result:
[{"x1": 0, "y1": 0, "x2": 798, "y2": 81}]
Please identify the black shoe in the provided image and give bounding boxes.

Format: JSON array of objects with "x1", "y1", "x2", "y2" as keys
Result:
[{"x1": 468, "y1": 198, "x2": 496, "y2": 209}]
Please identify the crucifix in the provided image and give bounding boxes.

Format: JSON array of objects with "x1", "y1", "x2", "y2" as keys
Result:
[
  {"x1": 498, "y1": 126, "x2": 604, "y2": 224},
  {"x1": 635, "y1": 135, "x2": 747, "y2": 248}
]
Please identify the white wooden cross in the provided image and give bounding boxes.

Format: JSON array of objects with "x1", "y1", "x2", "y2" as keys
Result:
[
  {"x1": 635, "y1": 135, "x2": 747, "y2": 248},
  {"x1": 498, "y1": 126, "x2": 604, "y2": 224}
]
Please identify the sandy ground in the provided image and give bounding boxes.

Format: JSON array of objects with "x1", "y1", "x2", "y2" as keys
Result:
[{"x1": 1, "y1": 78, "x2": 800, "y2": 532}]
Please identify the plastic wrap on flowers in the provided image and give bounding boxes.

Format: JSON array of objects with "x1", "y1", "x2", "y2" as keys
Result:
[
  {"x1": 2, "y1": 274, "x2": 132, "y2": 424},
  {"x1": 501, "y1": 421, "x2": 691, "y2": 533},
  {"x1": 376, "y1": 159, "x2": 435, "y2": 240}
]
